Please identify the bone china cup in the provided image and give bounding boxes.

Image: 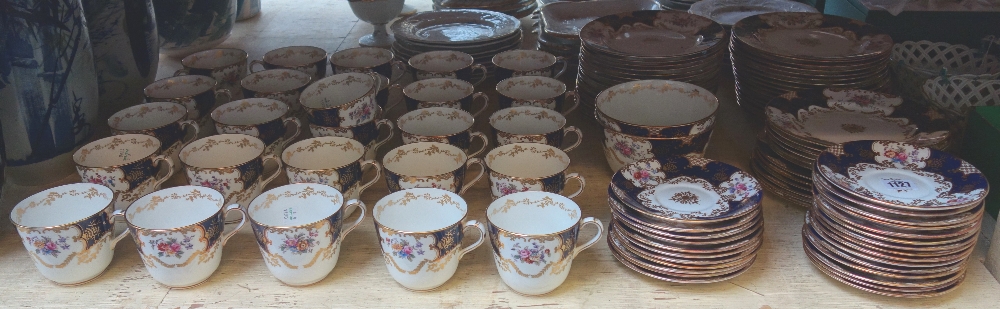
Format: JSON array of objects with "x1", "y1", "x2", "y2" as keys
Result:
[
  {"x1": 250, "y1": 46, "x2": 329, "y2": 81},
  {"x1": 373, "y1": 188, "x2": 486, "y2": 291},
  {"x1": 485, "y1": 143, "x2": 585, "y2": 199},
  {"x1": 308, "y1": 105, "x2": 394, "y2": 161},
  {"x1": 397, "y1": 107, "x2": 488, "y2": 157},
  {"x1": 492, "y1": 49, "x2": 568, "y2": 81},
  {"x1": 329, "y1": 46, "x2": 406, "y2": 82},
  {"x1": 180, "y1": 134, "x2": 282, "y2": 207},
  {"x1": 382, "y1": 142, "x2": 485, "y2": 194},
  {"x1": 176, "y1": 48, "x2": 250, "y2": 98},
  {"x1": 400, "y1": 78, "x2": 490, "y2": 117},
  {"x1": 248, "y1": 184, "x2": 366, "y2": 286},
  {"x1": 11, "y1": 183, "x2": 127, "y2": 285},
  {"x1": 282, "y1": 137, "x2": 381, "y2": 201},
  {"x1": 487, "y1": 191, "x2": 604, "y2": 295},
  {"x1": 108, "y1": 102, "x2": 200, "y2": 172},
  {"x1": 490, "y1": 106, "x2": 582, "y2": 152},
  {"x1": 125, "y1": 186, "x2": 246, "y2": 288},
  {"x1": 144, "y1": 75, "x2": 231, "y2": 132},
  {"x1": 211, "y1": 99, "x2": 302, "y2": 156},
  {"x1": 74, "y1": 134, "x2": 174, "y2": 211},
  {"x1": 408, "y1": 50, "x2": 487, "y2": 85},
  {"x1": 240, "y1": 69, "x2": 313, "y2": 111},
  {"x1": 300, "y1": 72, "x2": 382, "y2": 127},
  {"x1": 496, "y1": 76, "x2": 579, "y2": 115},
  {"x1": 595, "y1": 80, "x2": 718, "y2": 138}
]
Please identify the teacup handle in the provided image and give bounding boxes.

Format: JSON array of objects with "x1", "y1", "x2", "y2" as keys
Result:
[
  {"x1": 459, "y1": 157, "x2": 486, "y2": 195},
  {"x1": 573, "y1": 217, "x2": 604, "y2": 258},
  {"x1": 260, "y1": 154, "x2": 283, "y2": 188},
  {"x1": 562, "y1": 90, "x2": 579, "y2": 116},
  {"x1": 562, "y1": 126, "x2": 582, "y2": 152},
  {"x1": 249, "y1": 60, "x2": 267, "y2": 73},
  {"x1": 390, "y1": 60, "x2": 407, "y2": 84},
  {"x1": 278, "y1": 117, "x2": 302, "y2": 150},
  {"x1": 468, "y1": 131, "x2": 489, "y2": 157},
  {"x1": 387, "y1": 84, "x2": 403, "y2": 113},
  {"x1": 563, "y1": 173, "x2": 586, "y2": 199},
  {"x1": 357, "y1": 160, "x2": 382, "y2": 197},
  {"x1": 151, "y1": 155, "x2": 175, "y2": 189},
  {"x1": 470, "y1": 64, "x2": 488, "y2": 86},
  {"x1": 215, "y1": 89, "x2": 232, "y2": 103},
  {"x1": 470, "y1": 92, "x2": 490, "y2": 118},
  {"x1": 340, "y1": 199, "x2": 367, "y2": 238},
  {"x1": 457, "y1": 220, "x2": 486, "y2": 260},
  {"x1": 553, "y1": 56, "x2": 568, "y2": 79},
  {"x1": 221, "y1": 204, "x2": 248, "y2": 246},
  {"x1": 372, "y1": 119, "x2": 395, "y2": 152},
  {"x1": 369, "y1": 72, "x2": 384, "y2": 98},
  {"x1": 109, "y1": 210, "x2": 132, "y2": 250},
  {"x1": 173, "y1": 68, "x2": 190, "y2": 77},
  {"x1": 179, "y1": 120, "x2": 201, "y2": 146}
]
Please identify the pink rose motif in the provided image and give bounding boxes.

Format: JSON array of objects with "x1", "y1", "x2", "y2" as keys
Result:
[
  {"x1": 633, "y1": 170, "x2": 650, "y2": 180},
  {"x1": 45, "y1": 242, "x2": 57, "y2": 251},
  {"x1": 519, "y1": 249, "x2": 531, "y2": 260},
  {"x1": 286, "y1": 239, "x2": 298, "y2": 247},
  {"x1": 615, "y1": 141, "x2": 633, "y2": 157},
  {"x1": 402, "y1": 246, "x2": 413, "y2": 255}
]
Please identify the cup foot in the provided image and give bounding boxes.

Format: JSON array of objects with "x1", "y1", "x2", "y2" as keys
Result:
[
  {"x1": 157, "y1": 277, "x2": 211, "y2": 289},
  {"x1": 278, "y1": 275, "x2": 329, "y2": 287},
  {"x1": 48, "y1": 267, "x2": 110, "y2": 286},
  {"x1": 396, "y1": 280, "x2": 448, "y2": 292},
  {"x1": 360, "y1": 33, "x2": 395, "y2": 48}
]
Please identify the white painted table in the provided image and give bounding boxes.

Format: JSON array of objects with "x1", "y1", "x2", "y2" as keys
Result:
[{"x1": 1, "y1": 1, "x2": 998, "y2": 307}]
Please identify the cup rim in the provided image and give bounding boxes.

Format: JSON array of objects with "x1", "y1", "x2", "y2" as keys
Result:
[
  {"x1": 282, "y1": 136, "x2": 367, "y2": 171},
  {"x1": 329, "y1": 46, "x2": 395, "y2": 69},
  {"x1": 402, "y1": 78, "x2": 475, "y2": 103},
  {"x1": 181, "y1": 48, "x2": 249, "y2": 69},
  {"x1": 211, "y1": 98, "x2": 290, "y2": 128},
  {"x1": 179, "y1": 134, "x2": 267, "y2": 170},
  {"x1": 491, "y1": 49, "x2": 557, "y2": 71},
  {"x1": 408, "y1": 51, "x2": 475, "y2": 73},
  {"x1": 247, "y1": 183, "x2": 347, "y2": 229},
  {"x1": 263, "y1": 45, "x2": 329, "y2": 65},
  {"x1": 240, "y1": 69, "x2": 313, "y2": 94},
  {"x1": 486, "y1": 191, "x2": 582, "y2": 237},
  {"x1": 108, "y1": 102, "x2": 189, "y2": 133},
  {"x1": 371, "y1": 188, "x2": 468, "y2": 234},
  {"x1": 495, "y1": 76, "x2": 567, "y2": 100},
  {"x1": 397, "y1": 107, "x2": 475, "y2": 137},
  {"x1": 123, "y1": 186, "x2": 227, "y2": 231},
  {"x1": 300, "y1": 73, "x2": 380, "y2": 111},
  {"x1": 144, "y1": 75, "x2": 220, "y2": 99},
  {"x1": 383, "y1": 142, "x2": 469, "y2": 177},
  {"x1": 489, "y1": 106, "x2": 567, "y2": 137},
  {"x1": 484, "y1": 143, "x2": 570, "y2": 180},
  {"x1": 10, "y1": 183, "x2": 116, "y2": 230},
  {"x1": 73, "y1": 134, "x2": 163, "y2": 168}
]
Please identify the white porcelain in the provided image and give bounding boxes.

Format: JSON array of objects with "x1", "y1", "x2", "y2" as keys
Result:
[
  {"x1": 108, "y1": 102, "x2": 199, "y2": 173},
  {"x1": 496, "y1": 76, "x2": 579, "y2": 115},
  {"x1": 179, "y1": 134, "x2": 282, "y2": 208},
  {"x1": 487, "y1": 191, "x2": 604, "y2": 295},
  {"x1": 490, "y1": 106, "x2": 582, "y2": 152},
  {"x1": 397, "y1": 107, "x2": 488, "y2": 157},
  {"x1": 73, "y1": 134, "x2": 174, "y2": 211},
  {"x1": 382, "y1": 142, "x2": 485, "y2": 194},
  {"x1": 240, "y1": 69, "x2": 312, "y2": 111},
  {"x1": 308, "y1": 119, "x2": 394, "y2": 162},
  {"x1": 300, "y1": 72, "x2": 383, "y2": 127},
  {"x1": 11, "y1": 183, "x2": 127, "y2": 285},
  {"x1": 485, "y1": 143, "x2": 585, "y2": 200},
  {"x1": 282, "y1": 137, "x2": 381, "y2": 202},
  {"x1": 144, "y1": 75, "x2": 232, "y2": 134},
  {"x1": 211, "y1": 98, "x2": 302, "y2": 156},
  {"x1": 248, "y1": 184, "x2": 366, "y2": 286},
  {"x1": 603, "y1": 127, "x2": 713, "y2": 173},
  {"x1": 250, "y1": 46, "x2": 328, "y2": 82},
  {"x1": 372, "y1": 188, "x2": 486, "y2": 291},
  {"x1": 125, "y1": 186, "x2": 246, "y2": 288},
  {"x1": 329, "y1": 46, "x2": 406, "y2": 82},
  {"x1": 492, "y1": 49, "x2": 568, "y2": 79},
  {"x1": 408, "y1": 50, "x2": 487, "y2": 85},
  {"x1": 349, "y1": 0, "x2": 405, "y2": 47},
  {"x1": 176, "y1": 48, "x2": 249, "y2": 99},
  {"x1": 400, "y1": 78, "x2": 490, "y2": 117},
  {"x1": 595, "y1": 80, "x2": 718, "y2": 133}
]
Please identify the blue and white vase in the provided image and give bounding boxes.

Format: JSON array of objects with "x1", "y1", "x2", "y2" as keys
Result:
[
  {"x1": 0, "y1": 0, "x2": 101, "y2": 186},
  {"x1": 236, "y1": 0, "x2": 261, "y2": 21},
  {"x1": 82, "y1": 0, "x2": 159, "y2": 119},
  {"x1": 153, "y1": 0, "x2": 237, "y2": 57}
]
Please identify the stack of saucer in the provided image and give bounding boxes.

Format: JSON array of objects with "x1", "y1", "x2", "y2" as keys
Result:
[
  {"x1": 390, "y1": 10, "x2": 522, "y2": 75},
  {"x1": 805, "y1": 140, "x2": 988, "y2": 297},
  {"x1": 577, "y1": 10, "x2": 726, "y2": 108},
  {"x1": 731, "y1": 12, "x2": 893, "y2": 117},
  {"x1": 750, "y1": 88, "x2": 951, "y2": 206},
  {"x1": 432, "y1": 0, "x2": 538, "y2": 18},
  {"x1": 607, "y1": 156, "x2": 764, "y2": 283},
  {"x1": 662, "y1": 0, "x2": 703, "y2": 10},
  {"x1": 537, "y1": 0, "x2": 662, "y2": 73}
]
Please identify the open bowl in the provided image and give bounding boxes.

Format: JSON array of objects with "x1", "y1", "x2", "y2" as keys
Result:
[{"x1": 595, "y1": 80, "x2": 718, "y2": 138}]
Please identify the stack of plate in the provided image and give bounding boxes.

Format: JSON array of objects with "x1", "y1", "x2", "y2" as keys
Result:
[
  {"x1": 662, "y1": 0, "x2": 703, "y2": 11},
  {"x1": 731, "y1": 12, "x2": 894, "y2": 117},
  {"x1": 577, "y1": 10, "x2": 726, "y2": 108},
  {"x1": 688, "y1": 0, "x2": 818, "y2": 28},
  {"x1": 750, "y1": 88, "x2": 951, "y2": 206},
  {"x1": 432, "y1": 0, "x2": 537, "y2": 18},
  {"x1": 805, "y1": 140, "x2": 988, "y2": 297},
  {"x1": 607, "y1": 156, "x2": 764, "y2": 283},
  {"x1": 390, "y1": 10, "x2": 523, "y2": 75}
]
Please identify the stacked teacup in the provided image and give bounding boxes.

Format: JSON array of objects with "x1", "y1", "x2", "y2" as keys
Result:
[
  {"x1": 596, "y1": 80, "x2": 719, "y2": 173},
  {"x1": 301, "y1": 72, "x2": 394, "y2": 161}
]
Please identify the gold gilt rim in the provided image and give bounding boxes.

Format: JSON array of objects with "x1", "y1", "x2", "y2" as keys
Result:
[
  {"x1": 240, "y1": 69, "x2": 313, "y2": 93},
  {"x1": 489, "y1": 106, "x2": 567, "y2": 136},
  {"x1": 181, "y1": 48, "x2": 249, "y2": 69},
  {"x1": 486, "y1": 193, "x2": 582, "y2": 237},
  {"x1": 373, "y1": 215, "x2": 467, "y2": 235},
  {"x1": 329, "y1": 46, "x2": 395, "y2": 68},
  {"x1": 73, "y1": 134, "x2": 162, "y2": 168},
  {"x1": 484, "y1": 143, "x2": 570, "y2": 180},
  {"x1": 300, "y1": 73, "x2": 380, "y2": 111},
  {"x1": 283, "y1": 137, "x2": 367, "y2": 172},
  {"x1": 401, "y1": 78, "x2": 475, "y2": 102},
  {"x1": 211, "y1": 99, "x2": 290, "y2": 128},
  {"x1": 397, "y1": 107, "x2": 475, "y2": 137},
  {"x1": 179, "y1": 134, "x2": 267, "y2": 170},
  {"x1": 10, "y1": 184, "x2": 116, "y2": 230},
  {"x1": 382, "y1": 143, "x2": 469, "y2": 177},
  {"x1": 247, "y1": 184, "x2": 349, "y2": 229},
  {"x1": 123, "y1": 186, "x2": 228, "y2": 232},
  {"x1": 143, "y1": 75, "x2": 220, "y2": 99},
  {"x1": 407, "y1": 51, "x2": 475, "y2": 73},
  {"x1": 108, "y1": 102, "x2": 189, "y2": 133},
  {"x1": 263, "y1": 45, "x2": 328, "y2": 64},
  {"x1": 491, "y1": 50, "x2": 558, "y2": 71}
]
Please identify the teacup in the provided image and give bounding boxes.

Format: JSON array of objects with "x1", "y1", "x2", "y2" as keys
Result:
[
  {"x1": 308, "y1": 106, "x2": 394, "y2": 161},
  {"x1": 492, "y1": 50, "x2": 568, "y2": 81},
  {"x1": 300, "y1": 72, "x2": 382, "y2": 127},
  {"x1": 73, "y1": 134, "x2": 174, "y2": 211},
  {"x1": 372, "y1": 188, "x2": 485, "y2": 291},
  {"x1": 490, "y1": 106, "x2": 582, "y2": 152},
  {"x1": 240, "y1": 69, "x2": 312, "y2": 112},
  {"x1": 125, "y1": 186, "x2": 246, "y2": 288},
  {"x1": 248, "y1": 183, "x2": 366, "y2": 286},
  {"x1": 250, "y1": 46, "x2": 329, "y2": 81},
  {"x1": 329, "y1": 47, "x2": 405, "y2": 82},
  {"x1": 382, "y1": 142, "x2": 485, "y2": 194},
  {"x1": 144, "y1": 75, "x2": 232, "y2": 134},
  {"x1": 176, "y1": 48, "x2": 249, "y2": 98},
  {"x1": 399, "y1": 78, "x2": 490, "y2": 117},
  {"x1": 11, "y1": 183, "x2": 127, "y2": 285},
  {"x1": 211, "y1": 99, "x2": 302, "y2": 156},
  {"x1": 484, "y1": 143, "x2": 585, "y2": 199},
  {"x1": 282, "y1": 137, "x2": 381, "y2": 202},
  {"x1": 496, "y1": 76, "x2": 579, "y2": 115},
  {"x1": 603, "y1": 127, "x2": 713, "y2": 172},
  {"x1": 180, "y1": 134, "x2": 282, "y2": 207},
  {"x1": 108, "y1": 102, "x2": 200, "y2": 172},
  {"x1": 408, "y1": 50, "x2": 487, "y2": 85},
  {"x1": 397, "y1": 107, "x2": 488, "y2": 157},
  {"x1": 487, "y1": 191, "x2": 604, "y2": 295}
]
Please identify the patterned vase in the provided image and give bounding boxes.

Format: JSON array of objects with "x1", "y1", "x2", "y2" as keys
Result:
[
  {"x1": 0, "y1": 0, "x2": 101, "y2": 186},
  {"x1": 82, "y1": 0, "x2": 160, "y2": 120},
  {"x1": 153, "y1": 0, "x2": 237, "y2": 57},
  {"x1": 236, "y1": 0, "x2": 261, "y2": 20}
]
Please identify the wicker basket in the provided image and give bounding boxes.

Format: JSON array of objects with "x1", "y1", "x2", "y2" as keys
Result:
[{"x1": 891, "y1": 41, "x2": 1000, "y2": 102}]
